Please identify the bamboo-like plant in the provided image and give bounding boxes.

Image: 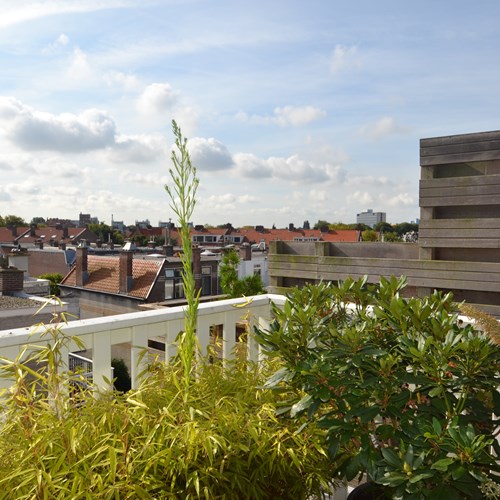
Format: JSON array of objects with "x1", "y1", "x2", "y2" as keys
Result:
[{"x1": 164, "y1": 120, "x2": 200, "y2": 392}]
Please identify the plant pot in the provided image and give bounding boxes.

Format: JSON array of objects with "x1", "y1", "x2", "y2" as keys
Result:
[{"x1": 346, "y1": 482, "x2": 390, "y2": 500}]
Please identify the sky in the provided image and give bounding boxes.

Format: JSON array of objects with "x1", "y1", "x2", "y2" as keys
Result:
[{"x1": 1, "y1": 0, "x2": 499, "y2": 229}]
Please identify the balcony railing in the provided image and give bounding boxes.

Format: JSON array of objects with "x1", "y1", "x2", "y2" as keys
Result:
[{"x1": 0, "y1": 294, "x2": 286, "y2": 391}]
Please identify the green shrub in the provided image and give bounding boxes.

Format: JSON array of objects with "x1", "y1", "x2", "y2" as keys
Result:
[
  {"x1": 0, "y1": 324, "x2": 335, "y2": 498},
  {"x1": 37, "y1": 272, "x2": 63, "y2": 296},
  {"x1": 256, "y1": 276, "x2": 500, "y2": 498}
]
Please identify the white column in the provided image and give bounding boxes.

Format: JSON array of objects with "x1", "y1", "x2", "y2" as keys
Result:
[
  {"x1": 131, "y1": 327, "x2": 150, "y2": 389},
  {"x1": 92, "y1": 331, "x2": 112, "y2": 390}
]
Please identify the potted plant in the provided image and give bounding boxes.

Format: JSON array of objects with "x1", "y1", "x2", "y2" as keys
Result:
[{"x1": 256, "y1": 276, "x2": 499, "y2": 499}]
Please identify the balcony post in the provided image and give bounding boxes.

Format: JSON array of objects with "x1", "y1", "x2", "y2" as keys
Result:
[
  {"x1": 92, "y1": 331, "x2": 112, "y2": 390},
  {"x1": 131, "y1": 327, "x2": 150, "y2": 389}
]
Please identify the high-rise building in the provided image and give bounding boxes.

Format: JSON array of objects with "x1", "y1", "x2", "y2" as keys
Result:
[{"x1": 356, "y1": 209, "x2": 386, "y2": 228}]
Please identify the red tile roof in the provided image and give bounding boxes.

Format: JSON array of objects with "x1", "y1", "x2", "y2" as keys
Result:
[
  {"x1": 234, "y1": 228, "x2": 360, "y2": 246},
  {"x1": 61, "y1": 256, "x2": 164, "y2": 299}
]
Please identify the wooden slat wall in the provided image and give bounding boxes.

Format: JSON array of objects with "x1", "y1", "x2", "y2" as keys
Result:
[
  {"x1": 420, "y1": 130, "x2": 500, "y2": 166},
  {"x1": 269, "y1": 255, "x2": 500, "y2": 293},
  {"x1": 419, "y1": 174, "x2": 500, "y2": 207},
  {"x1": 419, "y1": 218, "x2": 500, "y2": 248}
]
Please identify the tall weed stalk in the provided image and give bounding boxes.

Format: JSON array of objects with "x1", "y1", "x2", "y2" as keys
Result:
[{"x1": 164, "y1": 120, "x2": 200, "y2": 393}]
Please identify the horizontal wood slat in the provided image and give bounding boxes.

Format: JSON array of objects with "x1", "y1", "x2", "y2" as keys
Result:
[
  {"x1": 421, "y1": 139, "x2": 500, "y2": 158},
  {"x1": 420, "y1": 130, "x2": 500, "y2": 148},
  {"x1": 269, "y1": 255, "x2": 500, "y2": 293},
  {"x1": 420, "y1": 184, "x2": 500, "y2": 199},
  {"x1": 420, "y1": 174, "x2": 500, "y2": 189},
  {"x1": 420, "y1": 194, "x2": 500, "y2": 207},
  {"x1": 419, "y1": 238, "x2": 500, "y2": 249},
  {"x1": 419, "y1": 218, "x2": 500, "y2": 230},
  {"x1": 420, "y1": 150, "x2": 500, "y2": 166}
]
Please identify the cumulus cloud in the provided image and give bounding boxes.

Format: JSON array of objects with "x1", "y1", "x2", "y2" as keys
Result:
[
  {"x1": 309, "y1": 189, "x2": 327, "y2": 202},
  {"x1": 186, "y1": 137, "x2": 233, "y2": 171},
  {"x1": 0, "y1": 97, "x2": 116, "y2": 152},
  {"x1": 42, "y1": 33, "x2": 70, "y2": 55},
  {"x1": 119, "y1": 170, "x2": 171, "y2": 186},
  {"x1": 233, "y1": 153, "x2": 271, "y2": 178},
  {"x1": 347, "y1": 175, "x2": 393, "y2": 187},
  {"x1": 233, "y1": 151, "x2": 346, "y2": 185},
  {"x1": 107, "y1": 134, "x2": 166, "y2": 163},
  {"x1": 137, "y1": 83, "x2": 179, "y2": 115},
  {"x1": 67, "y1": 47, "x2": 93, "y2": 82},
  {"x1": 272, "y1": 106, "x2": 326, "y2": 126},
  {"x1": 346, "y1": 190, "x2": 374, "y2": 205},
  {"x1": 104, "y1": 70, "x2": 141, "y2": 91},
  {"x1": 359, "y1": 117, "x2": 410, "y2": 140},
  {"x1": 330, "y1": 44, "x2": 360, "y2": 74},
  {"x1": 236, "y1": 105, "x2": 326, "y2": 127},
  {"x1": 386, "y1": 192, "x2": 414, "y2": 207}
]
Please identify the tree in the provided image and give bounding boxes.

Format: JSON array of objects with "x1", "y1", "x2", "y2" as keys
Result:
[
  {"x1": 361, "y1": 229, "x2": 378, "y2": 241},
  {"x1": 219, "y1": 249, "x2": 265, "y2": 298},
  {"x1": 4, "y1": 215, "x2": 27, "y2": 227},
  {"x1": 373, "y1": 221, "x2": 394, "y2": 233},
  {"x1": 0, "y1": 215, "x2": 4, "y2": 227},
  {"x1": 31, "y1": 217, "x2": 46, "y2": 226}
]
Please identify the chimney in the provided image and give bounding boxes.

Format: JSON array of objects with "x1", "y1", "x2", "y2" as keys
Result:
[
  {"x1": 163, "y1": 244, "x2": 174, "y2": 257},
  {"x1": 288, "y1": 223, "x2": 295, "y2": 231},
  {"x1": 76, "y1": 247, "x2": 89, "y2": 286},
  {"x1": 36, "y1": 239, "x2": 44, "y2": 249},
  {"x1": 30, "y1": 224, "x2": 36, "y2": 237},
  {"x1": 192, "y1": 245, "x2": 202, "y2": 294},
  {"x1": 8, "y1": 224, "x2": 17, "y2": 237},
  {"x1": 148, "y1": 240, "x2": 156, "y2": 249},
  {"x1": 239, "y1": 242, "x2": 252, "y2": 261},
  {"x1": 58, "y1": 240, "x2": 66, "y2": 251},
  {"x1": 0, "y1": 267, "x2": 24, "y2": 294},
  {"x1": 62, "y1": 226, "x2": 69, "y2": 239},
  {"x1": 119, "y1": 251, "x2": 133, "y2": 294}
]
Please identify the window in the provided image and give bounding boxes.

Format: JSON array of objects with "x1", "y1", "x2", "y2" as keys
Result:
[
  {"x1": 165, "y1": 268, "x2": 184, "y2": 299},
  {"x1": 201, "y1": 266, "x2": 211, "y2": 295}
]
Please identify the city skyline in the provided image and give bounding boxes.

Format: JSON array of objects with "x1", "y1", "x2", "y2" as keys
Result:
[{"x1": 1, "y1": 1, "x2": 499, "y2": 227}]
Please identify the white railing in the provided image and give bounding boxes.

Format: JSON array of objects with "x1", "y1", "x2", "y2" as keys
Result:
[{"x1": 0, "y1": 294, "x2": 286, "y2": 390}]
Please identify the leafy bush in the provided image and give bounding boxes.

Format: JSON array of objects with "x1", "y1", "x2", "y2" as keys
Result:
[
  {"x1": 0, "y1": 323, "x2": 335, "y2": 498},
  {"x1": 111, "y1": 358, "x2": 131, "y2": 392},
  {"x1": 256, "y1": 276, "x2": 500, "y2": 499},
  {"x1": 37, "y1": 273, "x2": 63, "y2": 296}
]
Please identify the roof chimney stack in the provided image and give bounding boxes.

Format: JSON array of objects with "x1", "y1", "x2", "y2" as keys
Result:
[
  {"x1": 119, "y1": 251, "x2": 133, "y2": 294},
  {"x1": 76, "y1": 246, "x2": 89, "y2": 286}
]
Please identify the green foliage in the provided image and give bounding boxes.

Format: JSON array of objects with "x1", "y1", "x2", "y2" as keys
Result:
[
  {"x1": 30, "y1": 217, "x2": 46, "y2": 226},
  {"x1": 256, "y1": 277, "x2": 500, "y2": 498},
  {"x1": 87, "y1": 223, "x2": 124, "y2": 244},
  {"x1": 382, "y1": 231, "x2": 401, "y2": 242},
  {"x1": 219, "y1": 249, "x2": 265, "y2": 298},
  {"x1": 361, "y1": 229, "x2": 378, "y2": 241},
  {"x1": 164, "y1": 120, "x2": 200, "y2": 393},
  {"x1": 0, "y1": 321, "x2": 335, "y2": 498},
  {"x1": 111, "y1": 358, "x2": 131, "y2": 392},
  {"x1": 3, "y1": 214, "x2": 27, "y2": 227},
  {"x1": 37, "y1": 273, "x2": 63, "y2": 296},
  {"x1": 0, "y1": 215, "x2": 4, "y2": 226}
]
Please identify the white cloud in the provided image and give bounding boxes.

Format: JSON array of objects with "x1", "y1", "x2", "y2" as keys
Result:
[
  {"x1": 0, "y1": 97, "x2": 116, "y2": 152},
  {"x1": 137, "y1": 83, "x2": 179, "y2": 115},
  {"x1": 42, "y1": 33, "x2": 70, "y2": 55},
  {"x1": 108, "y1": 134, "x2": 166, "y2": 163},
  {"x1": 119, "y1": 170, "x2": 171, "y2": 187},
  {"x1": 187, "y1": 137, "x2": 233, "y2": 171},
  {"x1": 346, "y1": 190, "x2": 374, "y2": 205},
  {"x1": 386, "y1": 192, "x2": 414, "y2": 207},
  {"x1": 0, "y1": 1, "x2": 132, "y2": 29},
  {"x1": 330, "y1": 44, "x2": 360, "y2": 74},
  {"x1": 104, "y1": 70, "x2": 141, "y2": 91},
  {"x1": 67, "y1": 47, "x2": 94, "y2": 82},
  {"x1": 236, "y1": 105, "x2": 326, "y2": 127},
  {"x1": 309, "y1": 189, "x2": 327, "y2": 202},
  {"x1": 347, "y1": 175, "x2": 393, "y2": 187},
  {"x1": 207, "y1": 193, "x2": 236, "y2": 204},
  {"x1": 238, "y1": 194, "x2": 258, "y2": 204},
  {"x1": 359, "y1": 117, "x2": 410, "y2": 140},
  {"x1": 273, "y1": 106, "x2": 326, "y2": 126},
  {"x1": 233, "y1": 153, "x2": 271, "y2": 178}
]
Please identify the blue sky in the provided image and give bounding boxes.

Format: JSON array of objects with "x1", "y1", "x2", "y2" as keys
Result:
[{"x1": 1, "y1": 0, "x2": 499, "y2": 228}]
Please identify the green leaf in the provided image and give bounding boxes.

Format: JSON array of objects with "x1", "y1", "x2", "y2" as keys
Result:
[
  {"x1": 381, "y1": 448, "x2": 402, "y2": 469},
  {"x1": 290, "y1": 394, "x2": 313, "y2": 417},
  {"x1": 431, "y1": 457, "x2": 454, "y2": 472}
]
